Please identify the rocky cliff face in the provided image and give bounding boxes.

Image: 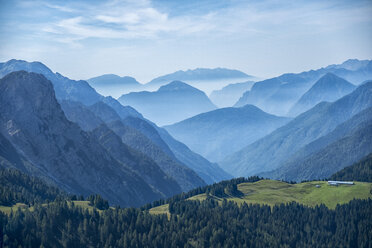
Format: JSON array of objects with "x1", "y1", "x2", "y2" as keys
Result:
[{"x1": 0, "y1": 71, "x2": 163, "y2": 207}]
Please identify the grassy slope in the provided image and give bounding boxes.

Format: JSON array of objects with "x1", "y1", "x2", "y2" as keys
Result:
[
  {"x1": 0, "y1": 201, "x2": 97, "y2": 215},
  {"x1": 0, "y1": 203, "x2": 28, "y2": 214},
  {"x1": 149, "y1": 180, "x2": 372, "y2": 215},
  {"x1": 2, "y1": 180, "x2": 370, "y2": 216}
]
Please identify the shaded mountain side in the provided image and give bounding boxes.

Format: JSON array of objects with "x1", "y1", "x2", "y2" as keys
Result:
[
  {"x1": 101, "y1": 96, "x2": 143, "y2": 119},
  {"x1": 0, "y1": 167, "x2": 66, "y2": 206},
  {"x1": 153, "y1": 127, "x2": 232, "y2": 184},
  {"x1": 60, "y1": 100, "x2": 104, "y2": 131},
  {"x1": 118, "y1": 81, "x2": 217, "y2": 126},
  {"x1": 91, "y1": 125, "x2": 182, "y2": 197},
  {"x1": 209, "y1": 81, "x2": 254, "y2": 107},
  {"x1": 265, "y1": 123, "x2": 372, "y2": 182},
  {"x1": 0, "y1": 59, "x2": 102, "y2": 105},
  {"x1": 0, "y1": 132, "x2": 29, "y2": 172},
  {"x1": 88, "y1": 101, "x2": 122, "y2": 123},
  {"x1": 147, "y1": 68, "x2": 252, "y2": 89},
  {"x1": 60, "y1": 100, "x2": 184, "y2": 197},
  {"x1": 60, "y1": 98, "x2": 222, "y2": 187},
  {"x1": 271, "y1": 107, "x2": 372, "y2": 172},
  {"x1": 0, "y1": 71, "x2": 162, "y2": 207},
  {"x1": 220, "y1": 81, "x2": 372, "y2": 177},
  {"x1": 117, "y1": 115, "x2": 231, "y2": 184},
  {"x1": 121, "y1": 116, "x2": 175, "y2": 158},
  {"x1": 0, "y1": 60, "x2": 222, "y2": 186},
  {"x1": 330, "y1": 153, "x2": 372, "y2": 182},
  {"x1": 165, "y1": 104, "x2": 290, "y2": 162},
  {"x1": 0, "y1": 60, "x2": 142, "y2": 120},
  {"x1": 234, "y1": 59, "x2": 372, "y2": 116},
  {"x1": 106, "y1": 120, "x2": 206, "y2": 192},
  {"x1": 59, "y1": 99, "x2": 204, "y2": 192},
  {"x1": 288, "y1": 73, "x2": 356, "y2": 116}
]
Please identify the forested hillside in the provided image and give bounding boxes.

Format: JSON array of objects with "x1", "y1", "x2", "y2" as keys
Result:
[
  {"x1": 0, "y1": 168, "x2": 65, "y2": 206},
  {"x1": 330, "y1": 153, "x2": 372, "y2": 182},
  {"x1": 1, "y1": 169, "x2": 371, "y2": 247},
  {"x1": 0, "y1": 197, "x2": 370, "y2": 247}
]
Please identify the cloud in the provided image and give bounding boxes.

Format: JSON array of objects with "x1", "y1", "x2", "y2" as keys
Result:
[{"x1": 9, "y1": 0, "x2": 372, "y2": 46}]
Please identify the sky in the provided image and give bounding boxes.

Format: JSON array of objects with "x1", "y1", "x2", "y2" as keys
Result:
[{"x1": 0, "y1": 0, "x2": 372, "y2": 83}]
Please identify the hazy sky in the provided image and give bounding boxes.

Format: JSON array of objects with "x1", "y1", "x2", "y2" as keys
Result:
[{"x1": 0, "y1": 0, "x2": 371, "y2": 83}]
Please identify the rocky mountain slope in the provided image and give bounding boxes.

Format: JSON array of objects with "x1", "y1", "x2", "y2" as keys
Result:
[{"x1": 0, "y1": 71, "x2": 163, "y2": 206}]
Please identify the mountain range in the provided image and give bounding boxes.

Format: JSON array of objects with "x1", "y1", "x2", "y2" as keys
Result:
[
  {"x1": 146, "y1": 68, "x2": 252, "y2": 91},
  {"x1": 221, "y1": 81, "x2": 372, "y2": 177},
  {"x1": 60, "y1": 99, "x2": 205, "y2": 192},
  {"x1": 118, "y1": 81, "x2": 217, "y2": 126},
  {"x1": 209, "y1": 81, "x2": 255, "y2": 107},
  {"x1": 264, "y1": 107, "x2": 372, "y2": 181},
  {"x1": 234, "y1": 59, "x2": 372, "y2": 116},
  {"x1": 0, "y1": 60, "x2": 233, "y2": 205},
  {"x1": 165, "y1": 104, "x2": 290, "y2": 162},
  {"x1": 1, "y1": 58, "x2": 371, "y2": 204},
  {"x1": 288, "y1": 73, "x2": 356, "y2": 116},
  {"x1": 87, "y1": 74, "x2": 143, "y2": 98},
  {"x1": 0, "y1": 71, "x2": 164, "y2": 206}
]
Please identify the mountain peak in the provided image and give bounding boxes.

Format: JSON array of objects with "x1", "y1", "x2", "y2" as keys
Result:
[
  {"x1": 158, "y1": 81, "x2": 200, "y2": 92},
  {"x1": 0, "y1": 71, "x2": 58, "y2": 115},
  {"x1": 288, "y1": 73, "x2": 356, "y2": 116},
  {"x1": 312, "y1": 73, "x2": 355, "y2": 89},
  {"x1": 88, "y1": 74, "x2": 140, "y2": 86},
  {"x1": 0, "y1": 59, "x2": 54, "y2": 78}
]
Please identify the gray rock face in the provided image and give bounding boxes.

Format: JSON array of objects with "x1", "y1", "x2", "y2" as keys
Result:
[
  {"x1": 0, "y1": 71, "x2": 163, "y2": 207},
  {"x1": 0, "y1": 59, "x2": 233, "y2": 186},
  {"x1": 61, "y1": 99, "x2": 205, "y2": 192},
  {"x1": 91, "y1": 124, "x2": 182, "y2": 197},
  {"x1": 120, "y1": 116, "x2": 231, "y2": 184},
  {"x1": 0, "y1": 59, "x2": 102, "y2": 106},
  {"x1": 106, "y1": 120, "x2": 206, "y2": 192},
  {"x1": 60, "y1": 100, "x2": 104, "y2": 131}
]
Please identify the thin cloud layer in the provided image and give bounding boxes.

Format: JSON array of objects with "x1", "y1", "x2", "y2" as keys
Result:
[{"x1": 0, "y1": 0, "x2": 371, "y2": 82}]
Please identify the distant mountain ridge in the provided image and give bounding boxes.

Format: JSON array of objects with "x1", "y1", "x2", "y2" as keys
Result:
[
  {"x1": 264, "y1": 107, "x2": 372, "y2": 181},
  {"x1": 165, "y1": 104, "x2": 290, "y2": 162},
  {"x1": 0, "y1": 59, "x2": 101, "y2": 106},
  {"x1": 88, "y1": 74, "x2": 141, "y2": 86},
  {"x1": 0, "y1": 59, "x2": 230, "y2": 196},
  {"x1": 87, "y1": 74, "x2": 143, "y2": 98},
  {"x1": 118, "y1": 81, "x2": 217, "y2": 126},
  {"x1": 288, "y1": 73, "x2": 356, "y2": 116},
  {"x1": 147, "y1": 68, "x2": 252, "y2": 89},
  {"x1": 234, "y1": 59, "x2": 372, "y2": 116},
  {"x1": 209, "y1": 81, "x2": 255, "y2": 107},
  {"x1": 221, "y1": 81, "x2": 372, "y2": 177}
]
